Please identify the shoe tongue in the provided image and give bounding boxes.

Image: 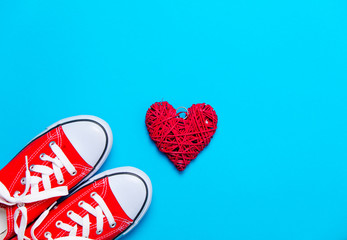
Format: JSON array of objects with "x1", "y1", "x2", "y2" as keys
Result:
[{"x1": 0, "y1": 207, "x2": 8, "y2": 237}]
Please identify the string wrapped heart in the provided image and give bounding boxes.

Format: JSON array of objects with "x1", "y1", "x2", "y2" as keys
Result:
[{"x1": 145, "y1": 101, "x2": 218, "y2": 171}]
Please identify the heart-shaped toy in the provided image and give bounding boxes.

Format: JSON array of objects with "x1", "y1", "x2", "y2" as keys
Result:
[{"x1": 145, "y1": 101, "x2": 218, "y2": 171}]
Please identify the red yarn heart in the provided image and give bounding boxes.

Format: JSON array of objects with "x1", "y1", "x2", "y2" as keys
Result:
[{"x1": 145, "y1": 101, "x2": 218, "y2": 171}]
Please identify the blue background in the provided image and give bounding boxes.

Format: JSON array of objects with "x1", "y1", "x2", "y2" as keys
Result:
[{"x1": 0, "y1": 0, "x2": 347, "y2": 239}]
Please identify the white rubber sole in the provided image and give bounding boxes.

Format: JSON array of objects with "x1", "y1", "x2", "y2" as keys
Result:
[
  {"x1": 33, "y1": 115, "x2": 113, "y2": 185},
  {"x1": 71, "y1": 167, "x2": 152, "y2": 239}
]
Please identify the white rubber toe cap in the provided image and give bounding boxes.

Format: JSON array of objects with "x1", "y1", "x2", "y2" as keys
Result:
[
  {"x1": 62, "y1": 116, "x2": 112, "y2": 168},
  {"x1": 108, "y1": 171, "x2": 150, "y2": 220}
]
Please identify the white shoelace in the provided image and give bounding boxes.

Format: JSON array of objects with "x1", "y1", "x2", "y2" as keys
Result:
[
  {"x1": 30, "y1": 192, "x2": 116, "y2": 240},
  {"x1": 0, "y1": 141, "x2": 76, "y2": 240}
]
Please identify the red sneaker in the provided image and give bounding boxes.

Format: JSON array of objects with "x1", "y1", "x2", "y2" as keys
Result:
[
  {"x1": 21, "y1": 167, "x2": 152, "y2": 240},
  {"x1": 0, "y1": 116, "x2": 113, "y2": 240}
]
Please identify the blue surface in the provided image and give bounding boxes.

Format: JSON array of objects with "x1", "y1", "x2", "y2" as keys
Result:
[{"x1": 0, "y1": 0, "x2": 347, "y2": 239}]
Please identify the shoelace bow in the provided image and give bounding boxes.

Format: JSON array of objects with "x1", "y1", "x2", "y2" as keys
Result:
[
  {"x1": 0, "y1": 141, "x2": 76, "y2": 240},
  {"x1": 30, "y1": 192, "x2": 116, "y2": 240}
]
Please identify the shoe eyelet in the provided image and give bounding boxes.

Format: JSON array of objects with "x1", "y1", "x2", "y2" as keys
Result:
[
  {"x1": 56, "y1": 221, "x2": 62, "y2": 227},
  {"x1": 90, "y1": 192, "x2": 97, "y2": 198},
  {"x1": 49, "y1": 141, "x2": 56, "y2": 147},
  {"x1": 67, "y1": 210, "x2": 73, "y2": 216},
  {"x1": 110, "y1": 222, "x2": 116, "y2": 228},
  {"x1": 21, "y1": 178, "x2": 26, "y2": 185},
  {"x1": 96, "y1": 229, "x2": 103, "y2": 235},
  {"x1": 78, "y1": 201, "x2": 84, "y2": 207},
  {"x1": 58, "y1": 179, "x2": 64, "y2": 185},
  {"x1": 71, "y1": 170, "x2": 77, "y2": 176},
  {"x1": 17, "y1": 203, "x2": 24, "y2": 207},
  {"x1": 29, "y1": 165, "x2": 35, "y2": 171},
  {"x1": 39, "y1": 153, "x2": 46, "y2": 160},
  {"x1": 44, "y1": 232, "x2": 51, "y2": 238}
]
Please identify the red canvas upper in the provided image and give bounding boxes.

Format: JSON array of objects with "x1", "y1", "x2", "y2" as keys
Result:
[
  {"x1": 18, "y1": 177, "x2": 133, "y2": 240},
  {"x1": 0, "y1": 126, "x2": 94, "y2": 239}
]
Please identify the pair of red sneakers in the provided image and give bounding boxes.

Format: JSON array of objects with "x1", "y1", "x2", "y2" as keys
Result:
[{"x1": 0, "y1": 116, "x2": 152, "y2": 240}]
